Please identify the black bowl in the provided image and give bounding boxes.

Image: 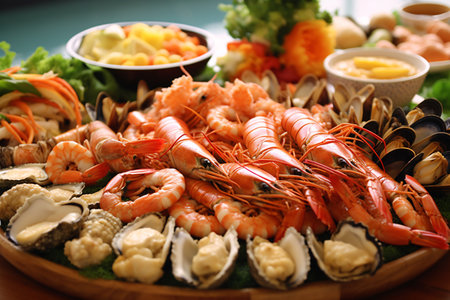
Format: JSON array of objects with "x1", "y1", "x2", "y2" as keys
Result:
[{"x1": 66, "y1": 21, "x2": 215, "y2": 89}]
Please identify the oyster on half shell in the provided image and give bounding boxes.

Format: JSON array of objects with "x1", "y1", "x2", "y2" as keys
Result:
[
  {"x1": 6, "y1": 194, "x2": 88, "y2": 252},
  {"x1": 46, "y1": 182, "x2": 85, "y2": 203},
  {"x1": 111, "y1": 213, "x2": 175, "y2": 284},
  {"x1": 306, "y1": 220, "x2": 383, "y2": 282},
  {"x1": 0, "y1": 163, "x2": 49, "y2": 189},
  {"x1": 247, "y1": 227, "x2": 310, "y2": 290},
  {"x1": 171, "y1": 227, "x2": 239, "y2": 289}
]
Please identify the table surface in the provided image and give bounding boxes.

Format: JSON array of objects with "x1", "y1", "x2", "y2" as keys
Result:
[
  {"x1": 1, "y1": 0, "x2": 449, "y2": 299},
  {"x1": 0, "y1": 250, "x2": 448, "y2": 299}
]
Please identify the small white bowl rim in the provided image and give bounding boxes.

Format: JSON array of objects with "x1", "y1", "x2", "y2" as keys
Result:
[
  {"x1": 323, "y1": 47, "x2": 430, "y2": 84},
  {"x1": 399, "y1": 2, "x2": 450, "y2": 21},
  {"x1": 66, "y1": 21, "x2": 215, "y2": 71}
]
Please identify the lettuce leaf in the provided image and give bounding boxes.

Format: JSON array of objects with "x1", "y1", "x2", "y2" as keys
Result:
[
  {"x1": 220, "y1": 0, "x2": 332, "y2": 55},
  {"x1": 420, "y1": 70, "x2": 450, "y2": 117},
  {"x1": 0, "y1": 41, "x2": 15, "y2": 70}
]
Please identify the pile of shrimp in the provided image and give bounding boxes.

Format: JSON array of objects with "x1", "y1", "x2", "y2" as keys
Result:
[{"x1": 1, "y1": 72, "x2": 449, "y2": 251}]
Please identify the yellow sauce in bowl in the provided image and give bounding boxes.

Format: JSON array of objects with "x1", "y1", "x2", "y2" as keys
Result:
[{"x1": 333, "y1": 56, "x2": 417, "y2": 79}]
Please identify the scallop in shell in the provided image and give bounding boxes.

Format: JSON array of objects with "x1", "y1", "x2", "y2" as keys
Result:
[
  {"x1": 246, "y1": 227, "x2": 310, "y2": 290},
  {"x1": 171, "y1": 227, "x2": 239, "y2": 289},
  {"x1": 111, "y1": 213, "x2": 175, "y2": 284},
  {"x1": 306, "y1": 220, "x2": 383, "y2": 282},
  {"x1": 6, "y1": 194, "x2": 88, "y2": 252}
]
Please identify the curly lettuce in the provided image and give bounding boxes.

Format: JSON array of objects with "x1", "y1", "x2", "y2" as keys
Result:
[{"x1": 220, "y1": 0, "x2": 332, "y2": 55}]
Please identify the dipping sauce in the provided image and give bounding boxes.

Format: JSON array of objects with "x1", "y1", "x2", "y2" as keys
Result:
[{"x1": 333, "y1": 56, "x2": 417, "y2": 79}]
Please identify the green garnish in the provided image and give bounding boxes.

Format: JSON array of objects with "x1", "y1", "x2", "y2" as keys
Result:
[{"x1": 220, "y1": 0, "x2": 332, "y2": 55}]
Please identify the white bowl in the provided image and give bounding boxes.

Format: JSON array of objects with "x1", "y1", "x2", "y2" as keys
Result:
[
  {"x1": 323, "y1": 47, "x2": 430, "y2": 108},
  {"x1": 399, "y1": 2, "x2": 450, "y2": 33},
  {"x1": 66, "y1": 21, "x2": 215, "y2": 88}
]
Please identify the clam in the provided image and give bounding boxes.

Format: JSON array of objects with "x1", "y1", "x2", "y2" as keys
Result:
[
  {"x1": 111, "y1": 213, "x2": 175, "y2": 284},
  {"x1": 6, "y1": 194, "x2": 88, "y2": 252},
  {"x1": 171, "y1": 227, "x2": 239, "y2": 289},
  {"x1": 0, "y1": 163, "x2": 49, "y2": 190},
  {"x1": 306, "y1": 220, "x2": 383, "y2": 282},
  {"x1": 247, "y1": 227, "x2": 310, "y2": 290}
]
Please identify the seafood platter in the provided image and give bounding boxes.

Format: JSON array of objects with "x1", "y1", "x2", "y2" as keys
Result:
[{"x1": 0, "y1": 1, "x2": 449, "y2": 299}]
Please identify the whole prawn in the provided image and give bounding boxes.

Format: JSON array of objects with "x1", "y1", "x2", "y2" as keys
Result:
[
  {"x1": 282, "y1": 107, "x2": 450, "y2": 240},
  {"x1": 100, "y1": 168, "x2": 185, "y2": 222},
  {"x1": 87, "y1": 121, "x2": 166, "y2": 172},
  {"x1": 184, "y1": 178, "x2": 280, "y2": 239},
  {"x1": 330, "y1": 175, "x2": 448, "y2": 249},
  {"x1": 154, "y1": 116, "x2": 228, "y2": 183},
  {"x1": 45, "y1": 141, "x2": 109, "y2": 185},
  {"x1": 243, "y1": 116, "x2": 336, "y2": 238}
]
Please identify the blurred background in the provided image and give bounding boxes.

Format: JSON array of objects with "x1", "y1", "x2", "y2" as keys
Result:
[{"x1": 1, "y1": 0, "x2": 449, "y2": 64}]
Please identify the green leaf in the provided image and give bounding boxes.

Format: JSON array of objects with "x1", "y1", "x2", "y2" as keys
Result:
[
  {"x1": 0, "y1": 73, "x2": 41, "y2": 97},
  {"x1": 0, "y1": 41, "x2": 15, "y2": 70}
]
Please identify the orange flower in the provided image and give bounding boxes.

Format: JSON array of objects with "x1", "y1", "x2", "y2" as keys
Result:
[
  {"x1": 280, "y1": 20, "x2": 335, "y2": 78},
  {"x1": 225, "y1": 40, "x2": 280, "y2": 80}
]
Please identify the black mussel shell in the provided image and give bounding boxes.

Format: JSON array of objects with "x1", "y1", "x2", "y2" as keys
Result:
[
  {"x1": 411, "y1": 131, "x2": 450, "y2": 154},
  {"x1": 378, "y1": 147, "x2": 416, "y2": 180},
  {"x1": 410, "y1": 115, "x2": 447, "y2": 146},
  {"x1": 397, "y1": 152, "x2": 425, "y2": 181},
  {"x1": 416, "y1": 98, "x2": 443, "y2": 117}
]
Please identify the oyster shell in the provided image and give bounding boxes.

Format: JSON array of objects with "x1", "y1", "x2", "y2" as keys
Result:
[
  {"x1": 6, "y1": 194, "x2": 88, "y2": 252},
  {"x1": 46, "y1": 182, "x2": 85, "y2": 203},
  {"x1": 111, "y1": 213, "x2": 175, "y2": 284},
  {"x1": 247, "y1": 227, "x2": 310, "y2": 290},
  {"x1": 0, "y1": 163, "x2": 49, "y2": 190},
  {"x1": 171, "y1": 227, "x2": 239, "y2": 289},
  {"x1": 306, "y1": 220, "x2": 383, "y2": 282}
]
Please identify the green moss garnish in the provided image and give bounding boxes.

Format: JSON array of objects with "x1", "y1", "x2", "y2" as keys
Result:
[{"x1": 78, "y1": 253, "x2": 118, "y2": 280}]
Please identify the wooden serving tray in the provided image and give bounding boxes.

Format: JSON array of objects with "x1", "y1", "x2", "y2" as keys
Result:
[{"x1": 0, "y1": 229, "x2": 447, "y2": 300}]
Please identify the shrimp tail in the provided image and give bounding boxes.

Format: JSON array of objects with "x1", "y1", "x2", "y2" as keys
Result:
[
  {"x1": 274, "y1": 203, "x2": 305, "y2": 242},
  {"x1": 82, "y1": 162, "x2": 111, "y2": 185},
  {"x1": 305, "y1": 187, "x2": 336, "y2": 232},
  {"x1": 408, "y1": 228, "x2": 450, "y2": 249}
]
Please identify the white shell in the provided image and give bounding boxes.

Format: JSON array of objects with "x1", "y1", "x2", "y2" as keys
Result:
[
  {"x1": 306, "y1": 220, "x2": 383, "y2": 282},
  {"x1": 46, "y1": 182, "x2": 85, "y2": 203},
  {"x1": 6, "y1": 194, "x2": 88, "y2": 251},
  {"x1": 0, "y1": 163, "x2": 49, "y2": 189},
  {"x1": 247, "y1": 227, "x2": 310, "y2": 290},
  {"x1": 112, "y1": 213, "x2": 175, "y2": 262},
  {"x1": 170, "y1": 227, "x2": 239, "y2": 289}
]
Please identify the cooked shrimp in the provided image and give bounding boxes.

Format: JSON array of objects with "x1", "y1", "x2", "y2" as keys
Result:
[
  {"x1": 168, "y1": 195, "x2": 225, "y2": 238},
  {"x1": 100, "y1": 168, "x2": 185, "y2": 222},
  {"x1": 206, "y1": 105, "x2": 247, "y2": 142},
  {"x1": 215, "y1": 200, "x2": 280, "y2": 239},
  {"x1": 330, "y1": 175, "x2": 448, "y2": 249},
  {"x1": 185, "y1": 178, "x2": 280, "y2": 239},
  {"x1": 45, "y1": 141, "x2": 109, "y2": 185},
  {"x1": 154, "y1": 116, "x2": 228, "y2": 183},
  {"x1": 87, "y1": 121, "x2": 165, "y2": 172}
]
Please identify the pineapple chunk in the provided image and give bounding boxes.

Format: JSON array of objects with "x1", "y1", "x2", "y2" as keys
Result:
[
  {"x1": 370, "y1": 67, "x2": 411, "y2": 79},
  {"x1": 353, "y1": 57, "x2": 398, "y2": 70}
]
